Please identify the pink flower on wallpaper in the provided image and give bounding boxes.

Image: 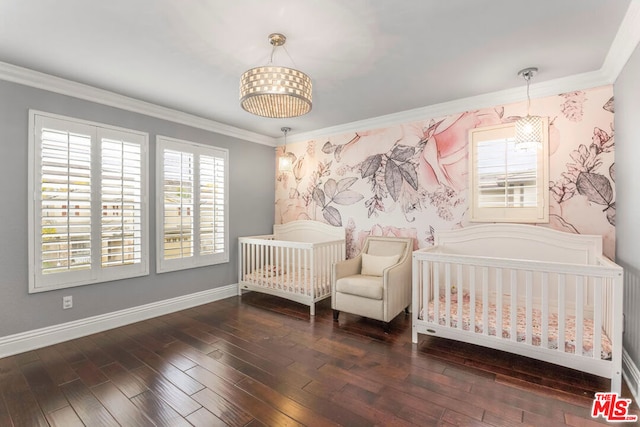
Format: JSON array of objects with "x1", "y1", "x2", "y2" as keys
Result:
[
  {"x1": 420, "y1": 109, "x2": 503, "y2": 191},
  {"x1": 276, "y1": 198, "x2": 312, "y2": 223},
  {"x1": 567, "y1": 144, "x2": 601, "y2": 178},
  {"x1": 592, "y1": 127, "x2": 614, "y2": 153},
  {"x1": 550, "y1": 177, "x2": 577, "y2": 203},
  {"x1": 560, "y1": 91, "x2": 587, "y2": 122}
]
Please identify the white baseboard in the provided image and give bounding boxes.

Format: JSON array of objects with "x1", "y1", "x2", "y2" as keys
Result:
[
  {"x1": 623, "y1": 348, "x2": 640, "y2": 404},
  {"x1": 0, "y1": 284, "x2": 238, "y2": 358}
]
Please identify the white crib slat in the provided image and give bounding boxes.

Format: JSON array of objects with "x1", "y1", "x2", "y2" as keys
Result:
[
  {"x1": 305, "y1": 247, "x2": 310, "y2": 294},
  {"x1": 259, "y1": 243, "x2": 264, "y2": 283},
  {"x1": 285, "y1": 246, "x2": 290, "y2": 291},
  {"x1": 558, "y1": 274, "x2": 566, "y2": 353},
  {"x1": 525, "y1": 270, "x2": 533, "y2": 345},
  {"x1": 470, "y1": 266, "x2": 476, "y2": 333},
  {"x1": 422, "y1": 260, "x2": 429, "y2": 322},
  {"x1": 576, "y1": 275, "x2": 584, "y2": 356},
  {"x1": 541, "y1": 272, "x2": 549, "y2": 349},
  {"x1": 594, "y1": 276, "x2": 603, "y2": 360},
  {"x1": 445, "y1": 263, "x2": 451, "y2": 327},
  {"x1": 457, "y1": 264, "x2": 463, "y2": 330},
  {"x1": 482, "y1": 267, "x2": 489, "y2": 336},
  {"x1": 510, "y1": 269, "x2": 517, "y2": 342},
  {"x1": 496, "y1": 268, "x2": 502, "y2": 338},
  {"x1": 277, "y1": 244, "x2": 281, "y2": 289},
  {"x1": 434, "y1": 262, "x2": 440, "y2": 325}
]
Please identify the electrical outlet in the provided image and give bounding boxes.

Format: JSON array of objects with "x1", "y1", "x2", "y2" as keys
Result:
[{"x1": 62, "y1": 295, "x2": 73, "y2": 309}]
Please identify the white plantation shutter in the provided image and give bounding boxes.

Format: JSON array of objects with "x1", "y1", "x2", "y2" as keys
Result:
[
  {"x1": 29, "y1": 111, "x2": 148, "y2": 293},
  {"x1": 100, "y1": 131, "x2": 144, "y2": 269},
  {"x1": 469, "y1": 121, "x2": 549, "y2": 223},
  {"x1": 39, "y1": 121, "x2": 93, "y2": 279},
  {"x1": 157, "y1": 136, "x2": 228, "y2": 273},
  {"x1": 199, "y1": 154, "x2": 226, "y2": 255},
  {"x1": 162, "y1": 149, "x2": 194, "y2": 260}
]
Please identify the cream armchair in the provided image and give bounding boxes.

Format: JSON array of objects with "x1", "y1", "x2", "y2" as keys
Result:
[{"x1": 331, "y1": 236, "x2": 413, "y2": 332}]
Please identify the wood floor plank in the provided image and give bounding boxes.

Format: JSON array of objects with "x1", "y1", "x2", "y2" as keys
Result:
[
  {"x1": 0, "y1": 391, "x2": 12, "y2": 427},
  {"x1": 131, "y1": 346, "x2": 205, "y2": 395},
  {"x1": 191, "y1": 387, "x2": 254, "y2": 426},
  {"x1": 186, "y1": 407, "x2": 230, "y2": 427},
  {"x1": 100, "y1": 361, "x2": 148, "y2": 398},
  {"x1": 131, "y1": 363, "x2": 202, "y2": 417},
  {"x1": 164, "y1": 340, "x2": 246, "y2": 384},
  {"x1": 186, "y1": 364, "x2": 303, "y2": 427},
  {"x1": 92, "y1": 380, "x2": 155, "y2": 427},
  {"x1": 60, "y1": 379, "x2": 120, "y2": 427},
  {"x1": 88, "y1": 331, "x2": 146, "y2": 370},
  {"x1": 71, "y1": 358, "x2": 110, "y2": 388},
  {"x1": 20, "y1": 359, "x2": 69, "y2": 413},
  {"x1": 3, "y1": 389, "x2": 49, "y2": 427},
  {"x1": 36, "y1": 346, "x2": 79, "y2": 386},
  {"x1": 235, "y1": 376, "x2": 340, "y2": 427},
  {"x1": 130, "y1": 389, "x2": 193, "y2": 427},
  {"x1": 45, "y1": 405, "x2": 85, "y2": 427}
]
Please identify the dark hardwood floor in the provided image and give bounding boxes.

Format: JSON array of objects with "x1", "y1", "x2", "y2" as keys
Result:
[{"x1": 0, "y1": 292, "x2": 637, "y2": 426}]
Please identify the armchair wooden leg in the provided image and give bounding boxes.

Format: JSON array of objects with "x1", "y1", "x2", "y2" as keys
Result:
[
  {"x1": 404, "y1": 306, "x2": 410, "y2": 315},
  {"x1": 383, "y1": 322, "x2": 391, "y2": 333},
  {"x1": 333, "y1": 310, "x2": 340, "y2": 321}
]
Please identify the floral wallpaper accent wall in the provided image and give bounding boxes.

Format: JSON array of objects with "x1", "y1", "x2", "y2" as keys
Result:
[{"x1": 275, "y1": 85, "x2": 615, "y2": 259}]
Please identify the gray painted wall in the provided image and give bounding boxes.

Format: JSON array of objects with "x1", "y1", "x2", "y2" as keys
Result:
[
  {"x1": 615, "y1": 44, "x2": 640, "y2": 371},
  {"x1": 0, "y1": 79, "x2": 275, "y2": 337}
]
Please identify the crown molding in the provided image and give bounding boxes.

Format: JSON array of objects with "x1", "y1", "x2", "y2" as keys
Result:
[
  {"x1": 601, "y1": 0, "x2": 640, "y2": 82},
  {"x1": 0, "y1": 61, "x2": 276, "y2": 147}
]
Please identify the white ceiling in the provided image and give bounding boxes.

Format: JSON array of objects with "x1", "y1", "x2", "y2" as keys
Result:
[{"x1": 0, "y1": 0, "x2": 637, "y2": 142}]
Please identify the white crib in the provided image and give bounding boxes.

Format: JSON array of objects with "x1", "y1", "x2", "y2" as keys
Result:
[
  {"x1": 412, "y1": 224, "x2": 623, "y2": 393},
  {"x1": 238, "y1": 220, "x2": 346, "y2": 315}
]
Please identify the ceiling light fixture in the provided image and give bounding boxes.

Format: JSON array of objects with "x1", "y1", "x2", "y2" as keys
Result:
[
  {"x1": 278, "y1": 127, "x2": 295, "y2": 172},
  {"x1": 515, "y1": 67, "x2": 543, "y2": 150},
  {"x1": 240, "y1": 33, "x2": 312, "y2": 118}
]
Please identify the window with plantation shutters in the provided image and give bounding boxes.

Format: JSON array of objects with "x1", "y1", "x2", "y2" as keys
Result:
[
  {"x1": 469, "y1": 121, "x2": 549, "y2": 223},
  {"x1": 28, "y1": 111, "x2": 149, "y2": 293},
  {"x1": 156, "y1": 136, "x2": 228, "y2": 273}
]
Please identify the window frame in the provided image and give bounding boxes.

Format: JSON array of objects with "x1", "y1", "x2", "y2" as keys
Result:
[
  {"x1": 28, "y1": 110, "x2": 149, "y2": 293},
  {"x1": 155, "y1": 135, "x2": 229, "y2": 273},
  {"x1": 468, "y1": 120, "x2": 549, "y2": 223}
]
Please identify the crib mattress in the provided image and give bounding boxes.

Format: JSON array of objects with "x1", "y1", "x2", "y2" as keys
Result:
[
  {"x1": 420, "y1": 294, "x2": 612, "y2": 359},
  {"x1": 242, "y1": 266, "x2": 330, "y2": 297}
]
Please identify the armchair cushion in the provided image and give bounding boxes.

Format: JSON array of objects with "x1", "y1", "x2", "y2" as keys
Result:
[
  {"x1": 361, "y1": 253, "x2": 400, "y2": 276},
  {"x1": 335, "y1": 275, "x2": 384, "y2": 300}
]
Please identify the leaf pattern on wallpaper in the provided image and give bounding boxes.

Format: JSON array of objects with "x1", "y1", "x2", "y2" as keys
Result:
[
  {"x1": 322, "y1": 134, "x2": 361, "y2": 162},
  {"x1": 311, "y1": 177, "x2": 364, "y2": 226},
  {"x1": 560, "y1": 91, "x2": 587, "y2": 122},
  {"x1": 610, "y1": 163, "x2": 615, "y2": 182},
  {"x1": 603, "y1": 96, "x2": 614, "y2": 113},
  {"x1": 576, "y1": 172, "x2": 613, "y2": 206},
  {"x1": 362, "y1": 143, "x2": 423, "y2": 212},
  {"x1": 361, "y1": 154, "x2": 383, "y2": 178},
  {"x1": 323, "y1": 205, "x2": 342, "y2": 226},
  {"x1": 550, "y1": 118, "x2": 616, "y2": 227},
  {"x1": 606, "y1": 203, "x2": 616, "y2": 227},
  {"x1": 592, "y1": 127, "x2": 614, "y2": 153}
]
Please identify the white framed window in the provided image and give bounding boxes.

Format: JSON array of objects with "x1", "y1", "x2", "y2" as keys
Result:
[
  {"x1": 28, "y1": 110, "x2": 149, "y2": 293},
  {"x1": 468, "y1": 120, "x2": 549, "y2": 223},
  {"x1": 156, "y1": 136, "x2": 229, "y2": 273}
]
